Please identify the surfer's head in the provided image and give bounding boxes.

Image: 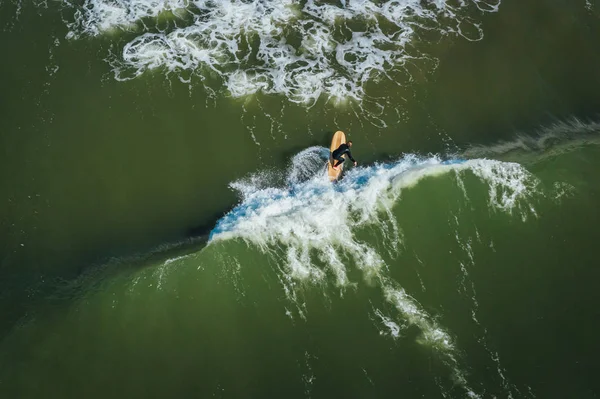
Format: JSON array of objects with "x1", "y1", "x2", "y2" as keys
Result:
[{"x1": 348, "y1": 141, "x2": 353, "y2": 147}]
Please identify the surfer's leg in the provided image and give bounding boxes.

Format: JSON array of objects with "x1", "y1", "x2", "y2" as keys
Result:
[{"x1": 333, "y1": 156, "x2": 344, "y2": 167}]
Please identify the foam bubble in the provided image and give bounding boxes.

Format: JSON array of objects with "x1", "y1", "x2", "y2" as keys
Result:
[{"x1": 66, "y1": 0, "x2": 501, "y2": 102}]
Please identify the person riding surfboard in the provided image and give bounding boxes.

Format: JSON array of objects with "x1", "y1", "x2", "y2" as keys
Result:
[{"x1": 332, "y1": 140, "x2": 357, "y2": 170}]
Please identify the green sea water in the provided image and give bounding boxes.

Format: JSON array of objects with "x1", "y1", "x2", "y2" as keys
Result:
[{"x1": 1, "y1": 0, "x2": 600, "y2": 398}]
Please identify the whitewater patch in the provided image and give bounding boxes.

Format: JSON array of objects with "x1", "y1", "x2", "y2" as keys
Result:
[{"x1": 65, "y1": 0, "x2": 502, "y2": 103}]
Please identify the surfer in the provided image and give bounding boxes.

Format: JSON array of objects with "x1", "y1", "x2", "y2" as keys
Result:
[{"x1": 332, "y1": 141, "x2": 357, "y2": 170}]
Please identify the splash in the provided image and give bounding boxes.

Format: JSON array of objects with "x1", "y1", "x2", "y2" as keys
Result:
[{"x1": 65, "y1": 0, "x2": 502, "y2": 103}]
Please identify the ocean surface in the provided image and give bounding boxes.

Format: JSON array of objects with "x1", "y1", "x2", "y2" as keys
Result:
[{"x1": 1, "y1": 0, "x2": 600, "y2": 398}]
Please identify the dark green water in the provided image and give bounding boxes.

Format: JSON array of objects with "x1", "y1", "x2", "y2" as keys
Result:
[{"x1": 1, "y1": 0, "x2": 600, "y2": 397}]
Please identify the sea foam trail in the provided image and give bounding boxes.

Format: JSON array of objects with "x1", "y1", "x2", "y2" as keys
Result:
[
  {"x1": 66, "y1": 0, "x2": 501, "y2": 103},
  {"x1": 208, "y1": 148, "x2": 537, "y2": 395}
]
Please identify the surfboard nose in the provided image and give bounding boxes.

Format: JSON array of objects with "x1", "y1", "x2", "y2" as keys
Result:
[{"x1": 328, "y1": 131, "x2": 346, "y2": 181}]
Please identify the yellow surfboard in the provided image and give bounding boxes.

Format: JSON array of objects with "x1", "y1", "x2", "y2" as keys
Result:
[{"x1": 327, "y1": 130, "x2": 346, "y2": 182}]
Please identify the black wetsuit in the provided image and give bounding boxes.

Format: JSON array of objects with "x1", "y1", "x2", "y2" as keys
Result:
[{"x1": 332, "y1": 143, "x2": 355, "y2": 167}]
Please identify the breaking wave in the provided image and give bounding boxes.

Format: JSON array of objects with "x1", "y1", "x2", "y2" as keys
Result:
[{"x1": 207, "y1": 147, "x2": 538, "y2": 396}]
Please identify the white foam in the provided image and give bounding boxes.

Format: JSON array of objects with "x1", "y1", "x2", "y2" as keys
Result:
[
  {"x1": 163, "y1": 254, "x2": 191, "y2": 265},
  {"x1": 67, "y1": 0, "x2": 190, "y2": 38},
  {"x1": 66, "y1": 0, "x2": 501, "y2": 103},
  {"x1": 374, "y1": 308, "x2": 402, "y2": 338},
  {"x1": 382, "y1": 284, "x2": 454, "y2": 350},
  {"x1": 467, "y1": 159, "x2": 538, "y2": 216}
]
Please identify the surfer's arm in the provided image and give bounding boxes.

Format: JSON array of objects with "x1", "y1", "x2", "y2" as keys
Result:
[{"x1": 346, "y1": 150, "x2": 356, "y2": 164}]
